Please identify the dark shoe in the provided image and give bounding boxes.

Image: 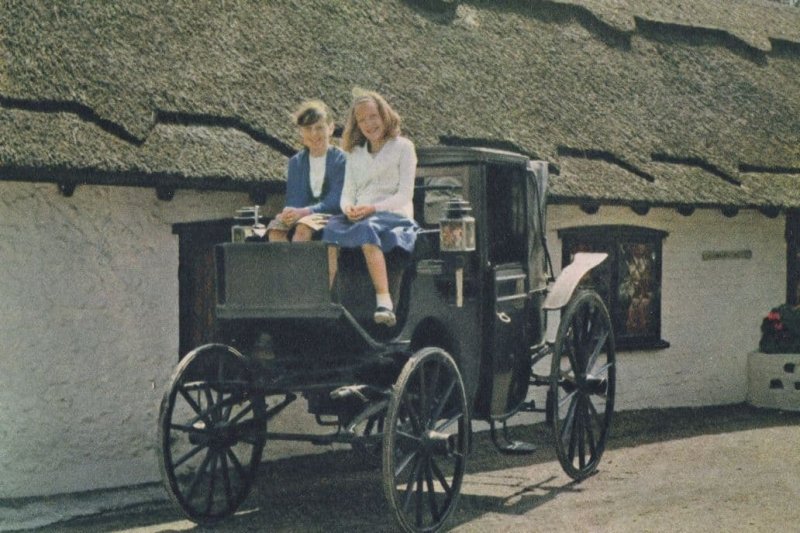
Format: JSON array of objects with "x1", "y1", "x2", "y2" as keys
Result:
[{"x1": 374, "y1": 306, "x2": 397, "y2": 327}]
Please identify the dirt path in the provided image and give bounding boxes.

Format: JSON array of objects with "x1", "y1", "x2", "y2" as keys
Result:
[{"x1": 40, "y1": 405, "x2": 800, "y2": 533}]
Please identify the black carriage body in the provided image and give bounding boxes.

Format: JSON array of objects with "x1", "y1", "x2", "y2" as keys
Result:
[
  {"x1": 213, "y1": 146, "x2": 550, "y2": 422},
  {"x1": 160, "y1": 147, "x2": 618, "y2": 532}
]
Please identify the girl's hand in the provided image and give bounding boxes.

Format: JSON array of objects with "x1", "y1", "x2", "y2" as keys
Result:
[
  {"x1": 345, "y1": 205, "x2": 375, "y2": 221},
  {"x1": 280, "y1": 207, "x2": 310, "y2": 225}
]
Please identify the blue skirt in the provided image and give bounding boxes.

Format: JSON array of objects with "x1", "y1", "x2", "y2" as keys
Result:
[{"x1": 322, "y1": 212, "x2": 419, "y2": 253}]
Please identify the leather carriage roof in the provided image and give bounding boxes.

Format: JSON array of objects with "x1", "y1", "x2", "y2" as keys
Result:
[{"x1": 417, "y1": 146, "x2": 530, "y2": 168}]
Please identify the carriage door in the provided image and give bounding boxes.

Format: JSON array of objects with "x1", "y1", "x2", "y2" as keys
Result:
[{"x1": 486, "y1": 165, "x2": 530, "y2": 418}]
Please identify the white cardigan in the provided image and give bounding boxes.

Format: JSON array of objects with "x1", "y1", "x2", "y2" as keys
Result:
[{"x1": 340, "y1": 136, "x2": 417, "y2": 219}]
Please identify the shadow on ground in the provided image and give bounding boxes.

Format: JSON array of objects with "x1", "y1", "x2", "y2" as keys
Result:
[{"x1": 45, "y1": 403, "x2": 800, "y2": 532}]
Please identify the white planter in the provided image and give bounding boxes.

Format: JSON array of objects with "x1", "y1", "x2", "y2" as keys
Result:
[{"x1": 747, "y1": 351, "x2": 800, "y2": 411}]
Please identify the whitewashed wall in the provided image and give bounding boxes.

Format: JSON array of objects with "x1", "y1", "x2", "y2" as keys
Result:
[
  {"x1": 0, "y1": 181, "x2": 262, "y2": 498},
  {"x1": 0, "y1": 186, "x2": 787, "y2": 499},
  {"x1": 548, "y1": 205, "x2": 786, "y2": 411}
]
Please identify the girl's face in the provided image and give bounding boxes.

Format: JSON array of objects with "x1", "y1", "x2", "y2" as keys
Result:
[
  {"x1": 299, "y1": 119, "x2": 333, "y2": 157},
  {"x1": 354, "y1": 100, "x2": 386, "y2": 147}
]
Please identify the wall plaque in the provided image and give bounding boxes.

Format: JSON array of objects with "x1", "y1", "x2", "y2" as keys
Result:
[{"x1": 701, "y1": 250, "x2": 752, "y2": 261}]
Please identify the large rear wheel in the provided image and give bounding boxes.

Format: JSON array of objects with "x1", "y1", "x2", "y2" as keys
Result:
[
  {"x1": 549, "y1": 290, "x2": 616, "y2": 480},
  {"x1": 158, "y1": 344, "x2": 266, "y2": 524},
  {"x1": 383, "y1": 347, "x2": 469, "y2": 533}
]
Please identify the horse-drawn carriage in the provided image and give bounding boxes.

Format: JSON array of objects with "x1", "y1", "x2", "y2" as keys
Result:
[{"x1": 158, "y1": 146, "x2": 616, "y2": 532}]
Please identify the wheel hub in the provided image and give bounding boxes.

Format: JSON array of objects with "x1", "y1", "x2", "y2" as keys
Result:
[{"x1": 422, "y1": 429, "x2": 455, "y2": 456}]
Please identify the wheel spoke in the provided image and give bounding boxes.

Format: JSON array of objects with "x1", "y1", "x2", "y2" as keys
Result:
[
  {"x1": 577, "y1": 398, "x2": 586, "y2": 468},
  {"x1": 395, "y1": 450, "x2": 419, "y2": 478},
  {"x1": 396, "y1": 430, "x2": 422, "y2": 444},
  {"x1": 429, "y1": 457, "x2": 453, "y2": 496},
  {"x1": 434, "y1": 411, "x2": 463, "y2": 433},
  {"x1": 430, "y1": 378, "x2": 457, "y2": 422},
  {"x1": 561, "y1": 393, "x2": 578, "y2": 444},
  {"x1": 558, "y1": 388, "x2": 578, "y2": 410},
  {"x1": 220, "y1": 450, "x2": 233, "y2": 508},
  {"x1": 173, "y1": 442, "x2": 205, "y2": 469},
  {"x1": 585, "y1": 330, "x2": 609, "y2": 373},
  {"x1": 204, "y1": 452, "x2": 218, "y2": 515},
  {"x1": 226, "y1": 447, "x2": 246, "y2": 481},
  {"x1": 592, "y1": 360, "x2": 614, "y2": 379},
  {"x1": 179, "y1": 387, "x2": 213, "y2": 426},
  {"x1": 401, "y1": 457, "x2": 422, "y2": 512},
  {"x1": 401, "y1": 394, "x2": 423, "y2": 434},
  {"x1": 424, "y1": 458, "x2": 441, "y2": 523},
  {"x1": 582, "y1": 399, "x2": 598, "y2": 459},
  {"x1": 567, "y1": 398, "x2": 580, "y2": 463},
  {"x1": 185, "y1": 449, "x2": 214, "y2": 502}
]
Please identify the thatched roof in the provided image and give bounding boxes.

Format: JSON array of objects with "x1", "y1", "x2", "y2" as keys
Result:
[{"x1": 1, "y1": 0, "x2": 799, "y2": 209}]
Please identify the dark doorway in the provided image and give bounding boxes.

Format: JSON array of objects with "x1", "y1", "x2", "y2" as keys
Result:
[{"x1": 173, "y1": 219, "x2": 233, "y2": 358}]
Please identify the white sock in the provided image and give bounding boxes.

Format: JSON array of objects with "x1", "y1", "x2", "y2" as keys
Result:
[{"x1": 376, "y1": 293, "x2": 393, "y2": 310}]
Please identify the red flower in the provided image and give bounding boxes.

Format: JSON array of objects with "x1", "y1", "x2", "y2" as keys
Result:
[{"x1": 767, "y1": 311, "x2": 781, "y2": 321}]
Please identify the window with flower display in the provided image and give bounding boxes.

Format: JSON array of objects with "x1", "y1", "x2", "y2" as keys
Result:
[{"x1": 559, "y1": 225, "x2": 670, "y2": 350}]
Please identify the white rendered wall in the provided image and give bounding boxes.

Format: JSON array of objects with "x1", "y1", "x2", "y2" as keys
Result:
[
  {"x1": 547, "y1": 205, "x2": 786, "y2": 410},
  {"x1": 0, "y1": 181, "x2": 257, "y2": 498}
]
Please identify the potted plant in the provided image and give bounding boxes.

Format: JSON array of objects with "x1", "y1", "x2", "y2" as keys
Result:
[
  {"x1": 748, "y1": 304, "x2": 800, "y2": 410},
  {"x1": 759, "y1": 304, "x2": 800, "y2": 353}
]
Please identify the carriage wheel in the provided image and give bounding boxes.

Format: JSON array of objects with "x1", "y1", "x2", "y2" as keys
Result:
[
  {"x1": 549, "y1": 290, "x2": 616, "y2": 481},
  {"x1": 383, "y1": 347, "x2": 469, "y2": 533},
  {"x1": 158, "y1": 344, "x2": 266, "y2": 524}
]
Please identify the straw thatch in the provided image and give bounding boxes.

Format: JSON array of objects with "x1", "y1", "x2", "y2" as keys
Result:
[{"x1": 1, "y1": 0, "x2": 798, "y2": 208}]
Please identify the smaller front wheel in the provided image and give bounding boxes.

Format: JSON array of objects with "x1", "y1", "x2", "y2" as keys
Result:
[
  {"x1": 383, "y1": 347, "x2": 469, "y2": 533},
  {"x1": 158, "y1": 344, "x2": 266, "y2": 524}
]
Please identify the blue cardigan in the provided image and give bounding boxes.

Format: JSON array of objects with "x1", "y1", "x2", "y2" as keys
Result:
[{"x1": 285, "y1": 146, "x2": 346, "y2": 214}]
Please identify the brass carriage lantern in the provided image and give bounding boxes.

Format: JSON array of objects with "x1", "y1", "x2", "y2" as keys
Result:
[
  {"x1": 440, "y1": 199, "x2": 476, "y2": 253},
  {"x1": 440, "y1": 199, "x2": 476, "y2": 307},
  {"x1": 231, "y1": 205, "x2": 267, "y2": 242}
]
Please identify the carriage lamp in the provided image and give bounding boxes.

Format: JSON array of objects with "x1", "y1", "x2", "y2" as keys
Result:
[
  {"x1": 439, "y1": 199, "x2": 476, "y2": 253},
  {"x1": 440, "y1": 199, "x2": 476, "y2": 307},
  {"x1": 231, "y1": 206, "x2": 267, "y2": 242}
]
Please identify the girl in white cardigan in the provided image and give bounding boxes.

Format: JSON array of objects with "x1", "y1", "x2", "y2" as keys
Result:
[{"x1": 323, "y1": 90, "x2": 419, "y2": 327}]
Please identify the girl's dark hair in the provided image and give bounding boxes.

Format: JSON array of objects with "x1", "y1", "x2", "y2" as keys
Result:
[{"x1": 292, "y1": 100, "x2": 334, "y2": 127}]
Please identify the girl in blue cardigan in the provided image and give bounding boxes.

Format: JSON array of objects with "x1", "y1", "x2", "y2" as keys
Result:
[{"x1": 267, "y1": 100, "x2": 346, "y2": 242}]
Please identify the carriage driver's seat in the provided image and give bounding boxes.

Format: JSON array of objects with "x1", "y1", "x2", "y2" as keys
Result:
[{"x1": 332, "y1": 247, "x2": 413, "y2": 342}]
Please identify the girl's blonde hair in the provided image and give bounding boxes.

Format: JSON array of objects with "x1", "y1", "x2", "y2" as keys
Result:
[
  {"x1": 292, "y1": 99, "x2": 334, "y2": 127},
  {"x1": 341, "y1": 89, "x2": 402, "y2": 152}
]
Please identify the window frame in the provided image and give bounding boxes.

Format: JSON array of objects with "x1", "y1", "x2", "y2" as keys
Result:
[{"x1": 558, "y1": 225, "x2": 670, "y2": 351}]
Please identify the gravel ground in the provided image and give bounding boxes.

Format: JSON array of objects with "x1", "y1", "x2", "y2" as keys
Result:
[{"x1": 35, "y1": 404, "x2": 800, "y2": 533}]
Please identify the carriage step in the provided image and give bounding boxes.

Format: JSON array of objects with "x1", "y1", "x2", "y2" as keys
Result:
[
  {"x1": 489, "y1": 420, "x2": 537, "y2": 455},
  {"x1": 518, "y1": 400, "x2": 545, "y2": 413}
]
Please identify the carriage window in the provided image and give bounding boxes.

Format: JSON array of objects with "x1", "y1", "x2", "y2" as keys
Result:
[
  {"x1": 486, "y1": 165, "x2": 526, "y2": 264},
  {"x1": 559, "y1": 225, "x2": 669, "y2": 351},
  {"x1": 414, "y1": 165, "x2": 470, "y2": 228}
]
